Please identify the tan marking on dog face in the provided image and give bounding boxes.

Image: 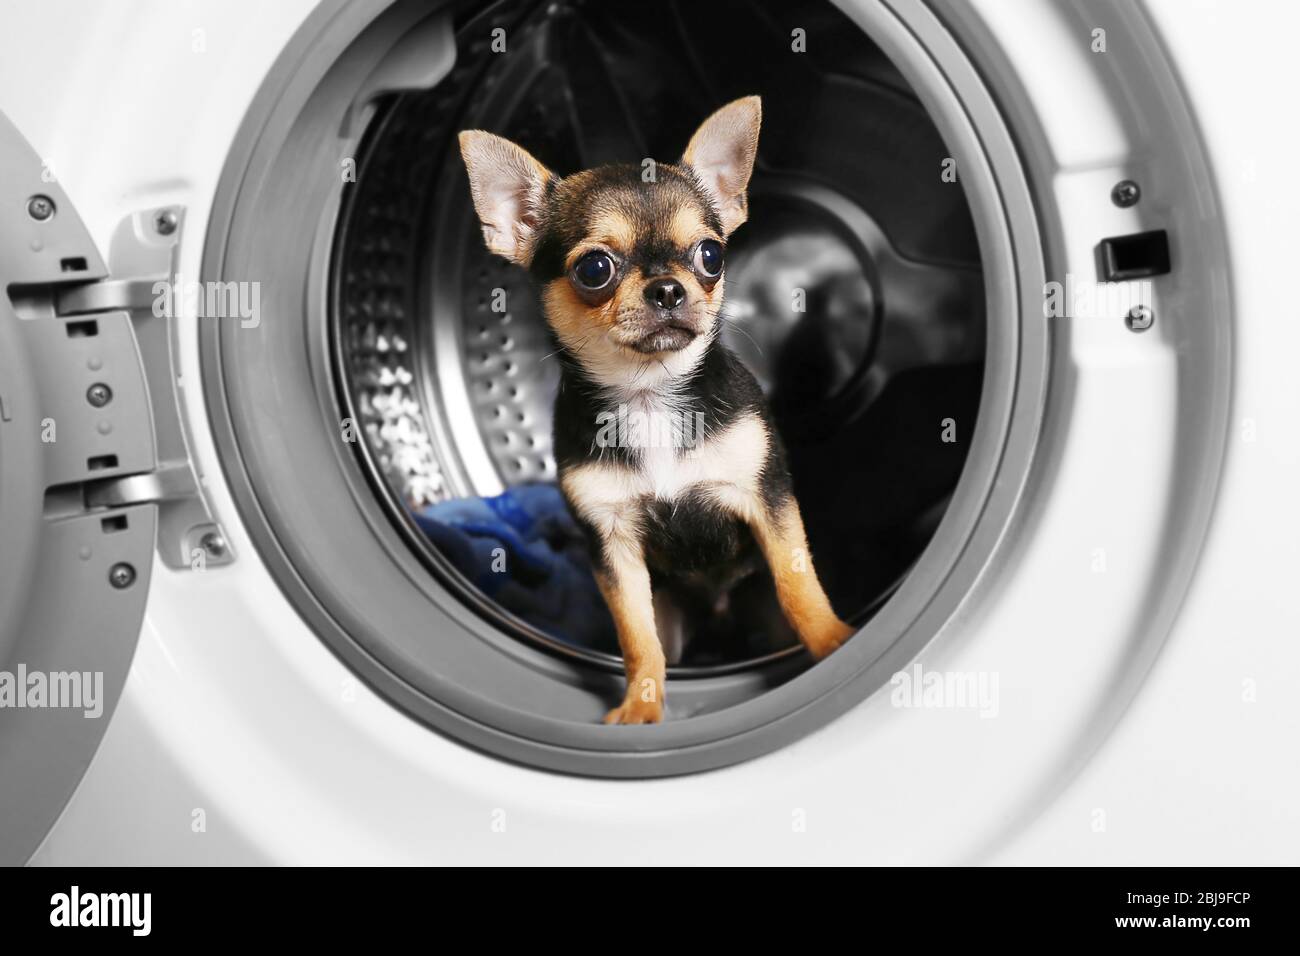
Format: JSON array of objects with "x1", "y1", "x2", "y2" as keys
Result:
[
  {"x1": 578, "y1": 207, "x2": 638, "y2": 261},
  {"x1": 668, "y1": 203, "x2": 713, "y2": 251},
  {"x1": 543, "y1": 276, "x2": 617, "y2": 343}
]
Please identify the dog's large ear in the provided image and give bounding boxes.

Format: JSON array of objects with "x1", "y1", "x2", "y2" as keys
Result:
[
  {"x1": 458, "y1": 131, "x2": 554, "y2": 265},
  {"x1": 681, "y1": 96, "x2": 762, "y2": 236}
]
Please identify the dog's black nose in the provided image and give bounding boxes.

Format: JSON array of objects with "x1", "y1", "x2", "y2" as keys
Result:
[{"x1": 644, "y1": 277, "x2": 686, "y2": 311}]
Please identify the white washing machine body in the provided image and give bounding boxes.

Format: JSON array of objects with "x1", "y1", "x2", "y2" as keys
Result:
[{"x1": 0, "y1": 0, "x2": 1295, "y2": 865}]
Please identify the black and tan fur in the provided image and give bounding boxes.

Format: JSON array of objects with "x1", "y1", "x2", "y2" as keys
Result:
[{"x1": 460, "y1": 97, "x2": 852, "y2": 724}]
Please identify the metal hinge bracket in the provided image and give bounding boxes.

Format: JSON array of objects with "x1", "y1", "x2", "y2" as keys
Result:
[{"x1": 49, "y1": 206, "x2": 234, "y2": 570}]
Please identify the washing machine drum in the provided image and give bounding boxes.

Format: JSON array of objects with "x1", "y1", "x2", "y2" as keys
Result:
[
  {"x1": 202, "y1": 0, "x2": 1003, "y2": 776},
  {"x1": 335, "y1": 0, "x2": 984, "y2": 664}
]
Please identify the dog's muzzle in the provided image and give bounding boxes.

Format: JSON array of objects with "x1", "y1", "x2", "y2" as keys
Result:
[{"x1": 629, "y1": 315, "x2": 699, "y2": 354}]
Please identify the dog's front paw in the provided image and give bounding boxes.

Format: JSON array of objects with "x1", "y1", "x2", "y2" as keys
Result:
[
  {"x1": 604, "y1": 695, "x2": 664, "y2": 725},
  {"x1": 804, "y1": 618, "x2": 855, "y2": 661}
]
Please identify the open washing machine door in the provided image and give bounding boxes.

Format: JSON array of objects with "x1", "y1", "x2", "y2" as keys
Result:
[{"x1": 0, "y1": 113, "x2": 229, "y2": 864}]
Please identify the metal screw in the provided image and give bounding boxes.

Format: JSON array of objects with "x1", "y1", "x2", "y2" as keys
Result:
[
  {"x1": 27, "y1": 195, "x2": 55, "y2": 221},
  {"x1": 108, "y1": 562, "x2": 136, "y2": 589},
  {"x1": 1111, "y1": 179, "x2": 1141, "y2": 208},
  {"x1": 154, "y1": 209, "x2": 178, "y2": 235},
  {"x1": 1125, "y1": 304, "x2": 1154, "y2": 332},
  {"x1": 86, "y1": 382, "x2": 113, "y2": 407},
  {"x1": 199, "y1": 531, "x2": 227, "y2": 558}
]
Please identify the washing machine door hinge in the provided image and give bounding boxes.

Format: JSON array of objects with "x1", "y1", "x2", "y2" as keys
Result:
[{"x1": 44, "y1": 206, "x2": 234, "y2": 571}]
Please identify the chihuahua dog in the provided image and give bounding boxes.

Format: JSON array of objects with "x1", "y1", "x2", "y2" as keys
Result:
[{"x1": 460, "y1": 97, "x2": 852, "y2": 724}]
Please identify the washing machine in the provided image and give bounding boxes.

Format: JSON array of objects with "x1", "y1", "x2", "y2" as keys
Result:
[{"x1": 1, "y1": 0, "x2": 1296, "y2": 866}]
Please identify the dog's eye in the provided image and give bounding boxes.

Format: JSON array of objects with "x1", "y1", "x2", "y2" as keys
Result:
[
  {"x1": 572, "y1": 251, "x2": 615, "y2": 290},
  {"x1": 694, "y1": 239, "x2": 724, "y2": 278}
]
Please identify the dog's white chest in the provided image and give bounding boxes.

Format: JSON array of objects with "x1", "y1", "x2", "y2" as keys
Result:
[
  {"x1": 617, "y1": 393, "x2": 705, "y2": 500},
  {"x1": 565, "y1": 407, "x2": 770, "y2": 542}
]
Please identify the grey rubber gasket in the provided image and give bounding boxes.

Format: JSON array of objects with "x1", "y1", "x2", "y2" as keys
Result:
[{"x1": 199, "y1": 0, "x2": 1048, "y2": 777}]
